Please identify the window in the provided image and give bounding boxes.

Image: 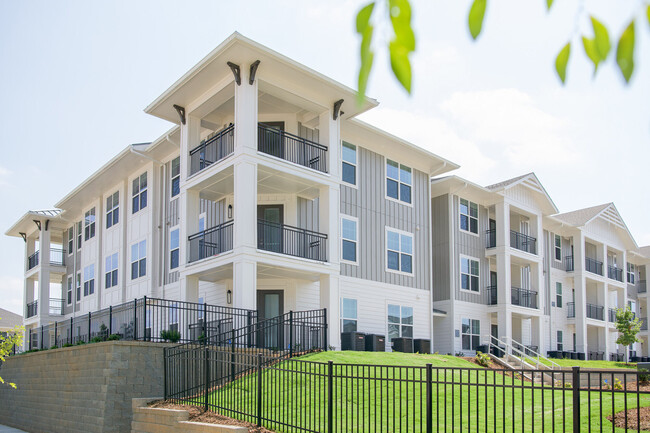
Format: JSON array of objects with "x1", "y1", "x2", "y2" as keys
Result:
[
  {"x1": 557, "y1": 330, "x2": 563, "y2": 351},
  {"x1": 460, "y1": 256, "x2": 480, "y2": 292},
  {"x1": 386, "y1": 229, "x2": 413, "y2": 274},
  {"x1": 198, "y1": 297, "x2": 204, "y2": 320},
  {"x1": 627, "y1": 263, "x2": 636, "y2": 284},
  {"x1": 554, "y1": 234, "x2": 562, "y2": 261},
  {"x1": 76, "y1": 221, "x2": 82, "y2": 250},
  {"x1": 341, "y1": 217, "x2": 358, "y2": 263},
  {"x1": 67, "y1": 227, "x2": 74, "y2": 255},
  {"x1": 83, "y1": 264, "x2": 95, "y2": 296},
  {"x1": 84, "y1": 208, "x2": 95, "y2": 241},
  {"x1": 169, "y1": 302, "x2": 179, "y2": 333},
  {"x1": 199, "y1": 213, "x2": 206, "y2": 232},
  {"x1": 132, "y1": 172, "x2": 148, "y2": 213},
  {"x1": 171, "y1": 157, "x2": 180, "y2": 197},
  {"x1": 67, "y1": 276, "x2": 73, "y2": 305},
  {"x1": 556, "y1": 282, "x2": 562, "y2": 308},
  {"x1": 461, "y1": 318, "x2": 480, "y2": 351},
  {"x1": 76, "y1": 272, "x2": 81, "y2": 302},
  {"x1": 105, "y1": 253, "x2": 118, "y2": 288},
  {"x1": 170, "y1": 228, "x2": 179, "y2": 269},
  {"x1": 459, "y1": 199, "x2": 479, "y2": 234},
  {"x1": 340, "y1": 298, "x2": 358, "y2": 332},
  {"x1": 387, "y1": 304, "x2": 413, "y2": 344},
  {"x1": 386, "y1": 159, "x2": 412, "y2": 204},
  {"x1": 131, "y1": 240, "x2": 147, "y2": 279},
  {"x1": 342, "y1": 142, "x2": 356, "y2": 185},
  {"x1": 106, "y1": 191, "x2": 119, "y2": 229}
]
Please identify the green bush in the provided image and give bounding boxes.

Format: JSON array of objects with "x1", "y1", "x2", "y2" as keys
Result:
[
  {"x1": 62, "y1": 343, "x2": 73, "y2": 348},
  {"x1": 474, "y1": 351, "x2": 490, "y2": 367},
  {"x1": 160, "y1": 329, "x2": 181, "y2": 343},
  {"x1": 90, "y1": 336, "x2": 104, "y2": 343},
  {"x1": 107, "y1": 334, "x2": 121, "y2": 341},
  {"x1": 75, "y1": 340, "x2": 86, "y2": 346},
  {"x1": 638, "y1": 368, "x2": 649, "y2": 383},
  {"x1": 455, "y1": 351, "x2": 465, "y2": 357}
]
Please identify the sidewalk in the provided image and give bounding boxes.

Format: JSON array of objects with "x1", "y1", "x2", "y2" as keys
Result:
[{"x1": 0, "y1": 426, "x2": 27, "y2": 433}]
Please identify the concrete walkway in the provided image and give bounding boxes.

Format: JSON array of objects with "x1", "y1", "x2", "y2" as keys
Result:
[{"x1": 0, "y1": 426, "x2": 27, "y2": 433}]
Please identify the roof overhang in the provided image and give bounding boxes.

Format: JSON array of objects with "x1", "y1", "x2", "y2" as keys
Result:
[
  {"x1": 489, "y1": 173, "x2": 559, "y2": 215},
  {"x1": 5, "y1": 210, "x2": 67, "y2": 238},
  {"x1": 430, "y1": 175, "x2": 495, "y2": 205}
]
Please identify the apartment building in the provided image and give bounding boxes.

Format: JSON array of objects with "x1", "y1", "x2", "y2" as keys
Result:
[{"x1": 6, "y1": 33, "x2": 457, "y2": 350}]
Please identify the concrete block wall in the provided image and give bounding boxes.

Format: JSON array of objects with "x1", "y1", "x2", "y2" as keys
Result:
[
  {"x1": 0, "y1": 341, "x2": 171, "y2": 433},
  {"x1": 131, "y1": 398, "x2": 247, "y2": 433}
]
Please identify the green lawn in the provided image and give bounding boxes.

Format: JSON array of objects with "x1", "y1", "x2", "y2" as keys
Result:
[
  {"x1": 192, "y1": 351, "x2": 650, "y2": 433},
  {"x1": 539, "y1": 357, "x2": 636, "y2": 370}
]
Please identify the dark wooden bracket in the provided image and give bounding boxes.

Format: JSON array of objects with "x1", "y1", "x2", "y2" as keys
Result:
[
  {"x1": 33, "y1": 220, "x2": 41, "y2": 231},
  {"x1": 19, "y1": 232, "x2": 26, "y2": 242},
  {"x1": 249, "y1": 60, "x2": 260, "y2": 85},
  {"x1": 227, "y1": 62, "x2": 241, "y2": 85},
  {"x1": 173, "y1": 105, "x2": 186, "y2": 125},
  {"x1": 333, "y1": 99, "x2": 344, "y2": 120}
]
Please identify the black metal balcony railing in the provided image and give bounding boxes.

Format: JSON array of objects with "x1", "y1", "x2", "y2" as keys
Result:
[
  {"x1": 26, "y1": 248, "x2": 65, "y2": 271},
  {"x1": 607, "y1": 265, "x2": 624, "y2": 282},
  {"x1": 511, "y1": 286, "x2": 538, "y2": 309},
  {"x1": 189, "y1": 125, "x2": 235, "y2": 176},
  {"x1": 258, "y1": 124, "x2": 328, "y2": 173},
  {"x1": 49, "y1": 298, "x2": 64, "y2": 316},
  {"x1": 187, "y1": 221, "x2": 234, "y2": 263},
  {"x1": 642, "y1": 318, "x2": 648, "y2": 331},
  {"x1": 487, "y1": 285, "x2": 497, "y2": 305},
  {"x1": 608, "y1": 308, "x2": 617, "y2": 323},
  {"x1": 567, "y1": 302, "x2": 575, "y2": 318},
  {"x1": 585, "y1": 257, "x2": 603, "y2": 275},
  {"x1": 257, "y1": 219, "x2": 327, "y2": 262},
  {"x1": 640, "y1": 280, "x2": 647, "y2": 294},
  {"x1": 27, "y1": 251, "x2": 39, "y2": 270},
  {"x1": 26, "y1": 300, "x2": 38, "y2": 318},
  {"x1": 586, "y1": 303, "x2": 604, "y2": 321},
  {"x1": 565, "y1": 255, "x2": 574, "y2": 272},
  {"x1": 510, "y1": 230, "x2": 536, "y2": 254},
  {"x1": 485, "y1": 230, "x2": 496, "y2": 248}
]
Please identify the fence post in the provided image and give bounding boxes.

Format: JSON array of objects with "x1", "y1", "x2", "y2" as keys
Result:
[
  {"x1": 143, "y1": 296, "x2": 147, "y2": 341},
  {"x1": 40, "y1": 325, "x2": 43, "y2": 350},
  {"x1": 426, "y1": 363, "x2": 433, "y2": 433},
  {"x1": 70, "y1": 317, "x2": 73, "y2": 344},
  {"x1": 327, "y1": 360, "x2": 333, "y2": 433},
  {"x1": 204, "y1": 341, "x2": 209, "y2": 411},
  {"x1": 230, "y1": 328, "x2": 235, "y2": 383},
  {"x1": 163, "y1": 347, "x2": 168, "y2": 401},
  {"x1": 203, "y1": 302, "x2": 208, "y2": 344},
  {"x1": 54, "y1": 321, "x2": 58, "y2": 347},
  {"x1": 323, "y1": 307, "x2": 328, "y2": 351},
  {"x1": 289, "y1": 311, "x2": 294, "y2": 358},
  {"x1": 247, "y1": 311, "x2": 253, "y2": 348},
  {"x1": 572, "y1": 366, "x2": 580, "y2": 433},
  {"x1": 257, "y1": 353, "x2": 263, "y2": 426},
  {"x1": 88, "y1": 312, "x2": 92, "y2": 341},
  {"x1": 109, "y1": 305, "x2": 113, "y2": 336},
  {"x1": 133, "y1": 298, "x2": 138, "y2": 341}
]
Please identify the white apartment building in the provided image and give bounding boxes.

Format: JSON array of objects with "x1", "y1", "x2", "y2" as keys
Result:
[{"x1": 6, "y1": 33, "x2": 457, "y2": 350}]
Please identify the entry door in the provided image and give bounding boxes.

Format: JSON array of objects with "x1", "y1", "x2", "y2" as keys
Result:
[
  {"x1": 488, "y1": 219, "x2": 496, "y2": 246},
  {"x1": 259, "y1": 121, "x2": 285, "y2": 159},
  {"x1": 489, "y1": 271, "x2": 498, "y2": 304},
  {"x1": 257, "y1": 290, "x2": 284, "y2": 349},
  {"x1": 258, "y1": 205, "x2": 284, "y2": 253},
  {"x1": 491, "y1": 324, "x2": 499, "y2": 344}
]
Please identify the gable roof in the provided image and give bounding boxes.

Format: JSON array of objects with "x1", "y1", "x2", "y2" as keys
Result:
[
  {"x1": 485, "y1": 173, "x2": 531, "y2": 191},
  {"x1": 485, "y1": 172, "x2": 558, "y2": 214},
  {"x1": 553, "y1": 203, "x2": 637, "y2": 248},
  {"x1": 0, "y1": 308, "x2": 22, "y2": 329}
]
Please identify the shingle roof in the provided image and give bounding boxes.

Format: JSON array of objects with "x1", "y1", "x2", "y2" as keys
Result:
[
  {"x1": 485, "y1": 173, "x2": 532, "y2": 191},
  {"x1": 639, "y1": 246, "x2": 650, "y2": 258},
  {"x1": 553, "y1": 203, "x2": 612, "y2": 226},
  {"x1": 0, "y1": 308, "x2": 22, "y2": 329}
]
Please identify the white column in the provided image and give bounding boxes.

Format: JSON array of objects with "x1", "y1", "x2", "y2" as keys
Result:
[
  {"x1": 497, "y1": 309, "x2": 512, "y2": 347},
  {"x1": 233, "y1": 161, "x2": 257, "y2": 252},
  {"x1": 234, "y1": 67, "x2": 258, "y2": 156},
  {"x1": 531, "y1": 316, "x2": 543, "y2": 352},
  {"x1": 181, "y1": 189, "x2": 200, "y2": 264},
  {"x1": 495, "y1": 202, "x2": 509, "y2": 248},
  {"x1": 37, "y1": 226, "x2": 51, "y2": 323},
  {"x1": 181, "y1": 115, "x2": 201, "y2": 182},
  {"x1": 319, "y1": 185, "x2": 340, "y2": 264},
  {"x1": 573, "y1": 231, "x2": 588, "y2": 354},
  {"x1": 495, "y1": 202, "x2": 511, "y2": 306},
  {"x1": 318, "y1": 110, "x2": 340, "y2": 178},
  {"x1": 320, "y1": 274, "x2": 340, "y2": 349},
  {"x1": 233, "y1": 260, "x2": 257, "y2": 311}
]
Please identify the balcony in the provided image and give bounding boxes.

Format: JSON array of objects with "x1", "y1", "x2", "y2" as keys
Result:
[
  {"x1": 511, "y1": 286, "x2": 538, "y2": 309},
  {"x1": 608, "y1": 308, "x2": 617, "y2": 323},
  {"x1": 487, "y1": 285, "x2": 497, "y2": 305},
  {"x1": 25, "y1": 298, "x2": 63, "y2": 318},
  {"x1": 607, "y1": 265, "x2": 624, "y2": 282},
  {"x1": 510, "y1": 230, "x2": 536, "y2": 255},
  {"x1": 640, "y1": 280, "x2": 647, "y2": 294},
  {"x1": 585, "y1": 257, "x2": 603, "y2": 276},
  {"x1": 26, "y1": 248, "x2": 65, "y2": 271},
  {"x1": 586, "y1": 303, "x2": 604, "y2": 321},
  {"x1": 567, "y1": 302, "x2": 575, "y2": 318},
  {"x1": 189, "y1": 125, "x2": 235, "y2": 177},
  {"x1": 257, "y1": 219, "x2": 327, "y2": 261},
  {"x1": 485, "y1": 230, "x2": 496, "y2": 249},
  {"x1": 187, "y1": 221, "x2": 234, "y2": 263},
  {"x1": 258, "y1": 124, "x2": 328, "y2": 173},
  {"x1": 565, "y1": 255, "x2": 574, "y2": 272},
  {"x1": 642, "y1": 318, "x2": 648, "y2": 331}
]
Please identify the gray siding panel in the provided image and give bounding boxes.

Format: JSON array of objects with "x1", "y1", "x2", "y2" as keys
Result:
[
  {"x1": 432, "y1": 195, "x2": 450, "y2": 301},
  {"x1": 297, "y1": 197, "x2": 319, "y2": 231},
  {"x1": 339, "y1": 146, "x2": 430, "y2": 291}
]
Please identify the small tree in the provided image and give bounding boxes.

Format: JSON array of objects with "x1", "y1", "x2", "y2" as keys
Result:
[
  {"x1": 0, "y1": 319, "x2": 25, "y2": 389},
  {"x1": 615, "y1": 306, "x2": 641, "y2": 364}
]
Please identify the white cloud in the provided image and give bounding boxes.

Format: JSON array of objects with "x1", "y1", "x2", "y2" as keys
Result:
[
  {"x1": 0, "y1": 275, "x2": 24, "y2": 316},
  {"x1": 0, "y1": 166, "x2": 12, "y2": 187}
]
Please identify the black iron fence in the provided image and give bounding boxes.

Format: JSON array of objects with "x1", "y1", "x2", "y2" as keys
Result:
[
  {"x1": 27, "y1": 251, "x2": 38, "y2": 270},
  {"x1": 28, "y1": 297, "x2": 257, "y2": 350},
  {"x1": 485, "y1": 229, "x2": 496, "y2": 248},
  {"x1": 258, "y1": 123, "x2": 328, "y2": 173},
  {"x1": 258, "y1": 219, "x2": 327, "y2": 262},
  {"x1": 511, "y1": 286, "x2": 538, "y2": 309},
  {"x1": 187, "y1": 221, "x2": 234, "y2": 263},
  {"x1": 189, "y1": 125, "x2": 235, "y2": 176},
  {"x1": 165, "y1": 354, "x2": 650, "y2": 433},
  {"x1": 608, "y1": 265, "x2": 624, "y2": 282},
  {"x1": 26, "y1": 300, "x2": 38, "y2": 318},
  {"x1": 510, "y1": 230, "x2": 536, "y2": 254},
  {"x1": 586, "y1": 257, "x2": 603, "y2": 275}
]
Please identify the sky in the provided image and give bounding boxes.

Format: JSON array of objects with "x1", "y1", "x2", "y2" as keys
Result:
[{"x1": 0, "y1": 1, "x2": 648, "y2": 315}]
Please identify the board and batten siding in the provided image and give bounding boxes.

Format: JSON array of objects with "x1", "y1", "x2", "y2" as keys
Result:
[
  {"x1": 297, "y1": 197, "x2": 319, "y2": 232},
  {"x1": 339, "y1": 145, "x2": 430, "y2": 291},
  {"x1": 549, "y1": 232, "x2": 572, "y2": 272},
  {"x1": 451, "y1": 195, "x2": 490, "y2": 305},
  {"x1": 431, "y1": 194, "x2": 450, "y2": 302}
]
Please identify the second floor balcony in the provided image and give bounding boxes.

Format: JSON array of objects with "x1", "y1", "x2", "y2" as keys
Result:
[
  {"x1": 565, "y1": 255, "x2": 574, "y2": 272},
  {"x1": 585, "y1": 257, "x2": 603, "y2": 276},
  {"x1": 586, "y1": 303, "x2": 604, "y2": 321},
  {"x1": 487, "y1": 285, "x2": 497, "y2": 305},
  {"x1": 187, "y1": 221, "x2": 234, "y2": 263},
  {"x1": 511, "y1": 286, "x2": 538, "y2": 309},
  {"x1": 608, "y1": 308, "x2": 617, "y2": 323},
  {"x1": 257, "y1": 219, "x2": 328, "y2": 262},
  {"x1": 639, "y1": 280, "x2": 647, "y2": 294},
  {"x1": 26, "y1": 298, "x2": 64, "y2": 318},
  {"x1": 642, "y1": 318, "x2": 648, "y2": 331},
  {"x1": 607, "y1": 265, "x2": 624, "y2": 282},
  {"x1": 26, "y1": 248, "x2": 65, "y2": 271},
  {"x1": 567, "y1": 302, "x2": 575, "y2": 318},
  {"x1": 485, "y1": 230, "x2": 496, "y2": 249},
  {"x1": 510, "y1": 230, "x2": 536, "y2": 255}
]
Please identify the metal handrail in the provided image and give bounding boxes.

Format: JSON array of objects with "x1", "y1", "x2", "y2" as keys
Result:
[
  {"x1": 586, "y1": 303, "x2": 604, "y2": 321},
  {"x1": 564, "y1": 255, "x2": 574, "y2": 272},
  {"x1": 566, "y1": 302, "x2": 575, "y2": 318},
  {"x1": 486, "y1": 334, "x2": 560, "y2": 370},
  {"x1": 607, "y1": 265, "x2": 624, "y2": 282},
  {"x1": 585, "y1": 257, "x2": 603, "y2": 275},
  {"x1": 189, "y1": 125, "x2": 235, "y2": 175},
  {"x1": 257, "y1": 219, "x2": 327, "y2": 261},
  {"x1": 511, "y1": 286, "x2": 538, "y2": 309},
  {"x1": 509, "y1": 230, "x2": 536, "y2": 254},
  {"x1": 187, "y1": 221, "x2": 234, "y2": 263},
  {"x1": 486, "y1": 285, "x2": 497, "y2": 305},
  {"x1": 258, "y1": 124, "x2": 328, "y2": 173},
  {"x1": 485, "y1": 229, "x2": 496, "y2": 248}
]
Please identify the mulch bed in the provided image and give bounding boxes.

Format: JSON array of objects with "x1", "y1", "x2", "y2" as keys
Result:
[
  {"x1": 608, "y1": 406, "x2": 650, "y2": 432},
  {"x1": 149, "y1": 400, "x2": 276, "y2": 433}
]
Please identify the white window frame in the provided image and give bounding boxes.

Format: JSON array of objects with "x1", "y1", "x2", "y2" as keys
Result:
[
  {"x1": 627, "y1": 263, "x2": 636, "y2": 285},
  {"x1": 67, "y1": 275, "x2": 73, "y2": 305},
  {"x1": 341, "y1": 142, "x2": 357, "y2": 187},
  {"x1": 106, "y1": 191, "x2": 119, "y2": 229},
  {"x1": 67, "y1": 227, "x2": 74, "y2": 255},
  {"x1": 460, "y1": 254, "x2": 481, "y2": 294},
  {"x1": 170, "y1": 226, "x2": 180, "y2": 270},
  {"x1": 131, "y1": 240, "x2": 147, "y2": 280},
  {"x1": 76, "y1": 221, "x2": 82, "y2": 250},
  {"x1": 461, "y1": 318, "x2": 480, "y2": 351},
  {"x1": 105, "y1": 252, "x2": 118, "y2": 289},
  {"x1": 83, "y1": 264, "x2": 95, "y2": 297},
  {"x1": 171, "y1": 157, "x2": 180, "y2": 198},
  {"x1": 385, "y1": 158, "x2": 413, "y2": 206},
  {"x1": 84, "y1": 207, "x2": 96, "y2": 241},
  {"x1": 76, "y1": 272, "x2": 81, "y2": 303},
  {"x1": 340, "y1": 215, "x2": 358, "y2": 265},
  {"x1": 387, "y1": 303, "x2": 414, "y2": 345},
  {"x1": 554, "y1": 234, "x2": 562, "y2": 262},
  {"x1": 385, "y1": 228, "x2": 414, "y2": 276},
  {"x1": 132, "y1": 172, "x2": 148, "y2": 214},
  {"x1": 459, "y1": 198, "x2": 479, "y2": 236},
  {"x1": 555, "y1": 282, "x2": 562, "y2": 308},
  {"x1": 557, "y1": 330, "x2": 563, "y2": 351},
  {"x1": 340, "y1": 298, "x2": 358, "y2": 333}
]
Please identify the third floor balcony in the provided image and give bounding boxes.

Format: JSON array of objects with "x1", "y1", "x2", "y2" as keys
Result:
[
  {"x1": 510, "y1": 230, "x2": 536, "y2": 255},
  {"x1": 585, "y1": 257, "x2": 603, "y2": 276},
  {"x1": 511, "y1": 286, "x2": 538, "y2": 309},
  {"x1": 607, "y1": 265, "x2": 624, "y2": 282},
  {"x1": 26, "y1": 248, "x2": 65, "y2": 271}
]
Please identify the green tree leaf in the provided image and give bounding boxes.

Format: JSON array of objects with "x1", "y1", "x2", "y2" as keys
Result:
[
  {"x1": 546, "y1": 0, "x2": 554, "y2": 11},
  {"x1": 468, "y1": 0, "x2": 487, "y2": 40},
  {"x1": 647, "y1": 5, "x2": 650, "y2": 28},
  {"x1": 388, "y1": 0, "x2": 415, "y2": 93},
  {"x1": 555, "y1": 42, "x2": 571, "y2": 84},
  {"x1": 582, "y1": 36, "x2": 601, "y2": 74},
  {"x1": 616, "y1": 21, "x2": 635, "y2": 83},
  {"x1": 591, "y1": 16, "x2": 611, "y2": 60},
  {"x1": 356, "y1": 2, "x2": 376, "y2": 103},
  {"x1": 389, "y1": 41, "x2": 412, "y2": 92},
  {"x1": 356, "y1": 2, "x2": 375, "y2": 33}
]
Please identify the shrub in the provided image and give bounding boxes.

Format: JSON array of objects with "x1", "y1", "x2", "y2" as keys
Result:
[
  {"x1": 107, "y1": 334, "x2": 121, "y2": 341},
  {"x1": 90, "y1": 336, "x2": 104, "y2": 343},
  {"x1": 161, "y1": 330, "x2": 181, "y2": 343},
  {"x1": 614, "y1": 378, "x2": 623, "y2": 390},
  {"x1": 75, "y1": 340, "x2": 86, "y2": 346},
  {"x1": 474, "y1": 351, "x2": 490, "y2": 367},
  {"x1": 638, "y1": 368, "x2": 649, "y2": 383},
  {"x1": 455, "y1": 351, "x2": 465, "y2": 357},
  {"x1": 62, "y1": 343, "x2": 73, "y2": 348}
]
